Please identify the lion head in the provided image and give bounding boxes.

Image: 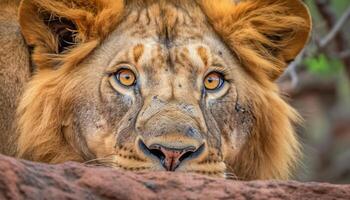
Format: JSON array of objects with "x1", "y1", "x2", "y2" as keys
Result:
[{"x1": 16, "y1": 0, "x2": 311, "y2": 180}]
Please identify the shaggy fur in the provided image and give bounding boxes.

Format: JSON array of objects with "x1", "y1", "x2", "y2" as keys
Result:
[{"x1": 1, "y1": 0, "x2": 311, "y2": 180}]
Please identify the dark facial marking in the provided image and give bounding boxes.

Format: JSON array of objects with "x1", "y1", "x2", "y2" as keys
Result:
[{"x1": 199, "y1": 93, "x2": 223, "y2": 158}]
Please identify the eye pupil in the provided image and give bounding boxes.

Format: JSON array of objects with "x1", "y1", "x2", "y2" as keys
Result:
[
  {"x1": 204, "y1": 72, "x2": 224, "y2": 91},
  {"x1": 116, "y1": 68, "x2": 136, "y2": 87}
]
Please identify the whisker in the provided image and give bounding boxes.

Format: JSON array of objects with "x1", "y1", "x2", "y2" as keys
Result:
[
  {"x1": 84, "y1": 158, "x2": 113, "y2": 165},
  {"x1": 224, "y1": 172, "x2": 242, "y2": 180},
  {"x1": 224, "y1": 165, "x2": 243, "y2": 180},
  {"x1": 86, "y1": 163, "x2": 112, "y2": 168},
  {"x1": 87, "y1": 161, "x2": 121, "y2": 168},
  {"x1": 83, "y1": 154, "x2": 115, "y2": 164},
  {"x1": 225, "y1": 173, "x2": 238, "y2": 180}
]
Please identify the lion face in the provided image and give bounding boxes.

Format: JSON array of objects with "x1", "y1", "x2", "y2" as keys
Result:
[
  {"x1": 16, "y1": 0, "x2": 311, "y2": 179},
  {"x1": 57, "y1": 5, "x2": 250, "y2": 177}
]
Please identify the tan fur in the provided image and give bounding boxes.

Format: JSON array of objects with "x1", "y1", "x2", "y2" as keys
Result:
[
  {"x1": 0, "y1": 0, "x2": 311, "y2": 180},
  {"x1": 197, "y1": 47, "x2": 209, "y2": 67},
  {"x1": 133, "y1": 44, "x2": 145, "y2": 63},
  {"x1": 0, "y1": 0, "x2": 30, "y2": 155}
]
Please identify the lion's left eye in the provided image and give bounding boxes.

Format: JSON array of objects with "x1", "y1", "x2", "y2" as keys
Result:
[
  {"x1": 204, "y1": 72, "x2": 224, "y2": 91},
  {"x1": 114, "y1": 69, "x2": 136, "y2": 87}
]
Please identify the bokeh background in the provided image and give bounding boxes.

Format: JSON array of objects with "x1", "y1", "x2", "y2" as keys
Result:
[{"x1": 278, "y1": 0, "x2": 350, "y2": 184}]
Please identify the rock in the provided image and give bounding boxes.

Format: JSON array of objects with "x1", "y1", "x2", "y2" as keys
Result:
[{"x1": 0, "y1": 155, "x2": 349, "y2": 200}]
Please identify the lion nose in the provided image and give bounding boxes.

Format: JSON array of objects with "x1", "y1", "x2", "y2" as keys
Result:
[
  {"x1": 138, "y1": 140, "x2": 205, "y2": 171},
  {"x1": 148, "y1": 144, "x2": 196, "y2": 171}
]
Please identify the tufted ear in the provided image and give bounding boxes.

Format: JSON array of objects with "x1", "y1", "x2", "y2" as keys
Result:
[
  {"x1": 19, "y1": 0, "x2": 124, "y2": 69},
  {"x1": 199, "y1": 0, "x2": 312, "y2": 82}
]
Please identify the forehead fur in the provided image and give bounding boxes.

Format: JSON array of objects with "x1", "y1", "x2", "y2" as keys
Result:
[{"x1": 20, "y1": 0, "x2": 311, "y2": 85}]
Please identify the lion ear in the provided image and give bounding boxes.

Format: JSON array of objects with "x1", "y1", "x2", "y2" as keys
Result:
[
  {"x1": 19, "y1": 0, "x2": 124, "y2": 68},
  {"x1": 200, "y1": 0, "x2": 312, "y2": 81}
]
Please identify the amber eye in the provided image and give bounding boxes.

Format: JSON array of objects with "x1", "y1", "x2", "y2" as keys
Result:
[
  {"x1": 115, "y1": 69, "x2": 136, "y2": 87},
  {"x1": 204, "y1": 72, "x2": 224, "y2": 91}
]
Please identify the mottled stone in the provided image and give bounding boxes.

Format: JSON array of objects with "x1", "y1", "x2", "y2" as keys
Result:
[{"x1": 0, "y1": 155, "x2": 349, "y2": 200}]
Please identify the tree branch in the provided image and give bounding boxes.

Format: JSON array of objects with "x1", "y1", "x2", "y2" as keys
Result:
[
  {"x1": 316, "y1": 0, "x2": 350, "y2": 77},
  {"x1": 319, "y1": 6, "x2": 350, "y2": 48}
]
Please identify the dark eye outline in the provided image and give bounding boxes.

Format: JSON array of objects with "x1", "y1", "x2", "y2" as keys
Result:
[
  {"x1": 112, "y1": 67, "x2": 137, "y2": 88},
  {"x1": 203, "y1": 71, "x2": 225, "y2": 92}
]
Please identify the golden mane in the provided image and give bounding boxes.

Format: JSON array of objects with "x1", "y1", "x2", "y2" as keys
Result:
[
  {"x1": 16, "y1": 0, "x2": 125, "y2": 163},
  {"x1": 19, "y1": 0, "x2": 124, "y2": 69}
]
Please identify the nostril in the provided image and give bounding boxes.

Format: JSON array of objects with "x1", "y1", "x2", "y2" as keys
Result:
[
  {"x1": 149, "y1": 148, "x2": 165, "y2": 161},
  {"x1": 178, "y1": 150, "x2": 194, "y2": 162},
  {"x1": 138, "y1": 140, "x2": 166, "y2": 161},
  {"x1": 178, "y1": 143, "x2": 205, "y2": 162}
]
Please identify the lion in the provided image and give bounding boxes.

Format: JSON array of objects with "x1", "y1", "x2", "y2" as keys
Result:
[{"x1": 0, "y1": 0, "x2": 311, "y2": 180}]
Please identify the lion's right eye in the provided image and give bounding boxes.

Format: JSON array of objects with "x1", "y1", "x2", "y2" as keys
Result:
[{"x1": 114, "y1": 68, "x2": 136, "y2": 87}]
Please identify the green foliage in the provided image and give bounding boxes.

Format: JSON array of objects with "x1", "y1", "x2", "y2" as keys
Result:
[
  {"x1": 304, "y1": 54, "x2": 343, "y2": 76},
  {"x1": 332, "y1": 0, "x2": 350, "y2": 17},
  {"x1": 306, "y1": 0, "x2": 350, "y2": 19}
]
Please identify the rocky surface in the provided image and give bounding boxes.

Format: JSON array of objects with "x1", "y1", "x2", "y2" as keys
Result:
[{"x1": 0, "y1": 155, "x2": 349, "y2": 200}]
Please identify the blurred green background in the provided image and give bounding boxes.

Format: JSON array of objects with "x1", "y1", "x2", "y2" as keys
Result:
[{"x1": 278, "y1": 0, "x2": 350, "y2": 184}]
